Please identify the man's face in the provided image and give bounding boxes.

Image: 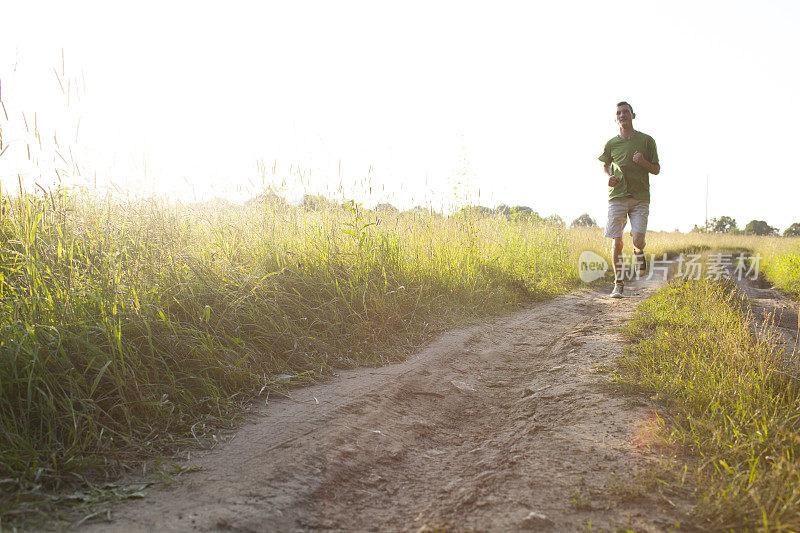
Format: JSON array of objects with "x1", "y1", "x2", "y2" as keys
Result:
[{"x1": 616, "y1": 104, "x2": 633, "y2": 127}]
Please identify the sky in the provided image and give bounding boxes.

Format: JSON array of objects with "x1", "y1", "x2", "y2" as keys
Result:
[{"x1": 1, "y1": 0, "x2": 799, "y2": 231}]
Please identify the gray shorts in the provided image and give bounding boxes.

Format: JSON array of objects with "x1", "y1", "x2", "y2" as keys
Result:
[{"x1": 605, "y1": 197, "x2": 649, "y2": 239}]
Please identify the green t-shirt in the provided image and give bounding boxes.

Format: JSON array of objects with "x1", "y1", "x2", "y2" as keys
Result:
[{"x1": 598, "y1": 131, "x2": 659, "y2": 201}]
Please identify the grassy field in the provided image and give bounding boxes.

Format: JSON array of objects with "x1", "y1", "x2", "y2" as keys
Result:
[
  {"x1": 0, "y1": 188, "x2": 798, "y2": 523},
  {"x1": 650, "y1": 231, "x2": 800, "y2": 299},
  {"x1": 0, "y1": 190, "x2": 588, "y2": 521},
  {"x1": 760, "y1": 240, "x2": 800, "y2": 298},
  {"x1": 618, "y1": 279, "x2": 800, "y2": 530}
]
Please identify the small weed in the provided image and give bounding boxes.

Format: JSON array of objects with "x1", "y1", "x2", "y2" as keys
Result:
[
  {"x1": 571, "y1": 478, "x2": 593, "y2": 511},
  {"x1": 607, "y1": 470, "x2": 658, "y2": 502}
]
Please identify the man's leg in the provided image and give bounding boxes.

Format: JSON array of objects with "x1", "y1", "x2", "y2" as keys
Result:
[
  {"x1": 612, "y1": 236, "x2": 625, "y2": 281},
  {"x1": 605, "y1": 199, "x2": 628, "y2": 297},
  {"x1": 632, "y1": 232, "x2": 646, "y2": 252},
  {"x1": 630, "y1": 201, "x2": 650, "y2": 276},
  {"x1": 632, "y1": 232, "x2": 647, "y2": 276}
]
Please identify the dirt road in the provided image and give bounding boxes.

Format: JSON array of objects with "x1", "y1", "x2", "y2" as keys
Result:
[{"x1": 82, "y1": 279, "x2": 688, "y2": 532}]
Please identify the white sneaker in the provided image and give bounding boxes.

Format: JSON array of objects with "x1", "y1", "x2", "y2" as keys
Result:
[{"x1": 610, "y1": 283, "x2": 624, "y2": 299}]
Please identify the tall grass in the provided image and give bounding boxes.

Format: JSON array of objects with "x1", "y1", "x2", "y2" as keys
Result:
[
  {"x1": 2, "y1": 186, "x2": 797, "y2": 522},
  {"x1": 618, "y1": 279, "x2": 800, "y2": 529},
  {"x1": 758, "y1": 239, "x2": 800, "y2": 298},
  {"x1": 0, "y1": 189, "x2": 580, "y2": 519}
]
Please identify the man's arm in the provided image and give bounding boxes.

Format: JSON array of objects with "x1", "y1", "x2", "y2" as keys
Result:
[
  {"x1": 633, "y1": 151, "x2": 660, "y2": 175},
  {"x1": 604, "y1": 162, "x2": 619, "y2": 186}
]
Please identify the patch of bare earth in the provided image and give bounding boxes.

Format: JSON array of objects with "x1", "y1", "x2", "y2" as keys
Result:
[
  {"x1": 81, "y1": 279, "x2": 690, "y2": 532},
  {"x1": 733, "y1": 271, "x2": 799, "y2": 360}
]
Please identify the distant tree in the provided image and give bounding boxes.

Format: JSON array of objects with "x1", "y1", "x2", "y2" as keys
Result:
[
  {"x1": 511, "y1": 205, "x2": 533, "y2": 218},
  {"x1": 494, "y1": 204, "x2": 511, "y2": 217},
  {"x1": 744, "y1": 219, "x2": 779, "y2": 236},
  {"x1": 509, "y1": 206, "x2": 541, "y2": 222},
  {"x1": 691, "y1": 223, "x2": 709, "y2": 233},
  {"x1": 341, "y1": 199, "x2": 360, "y2": 211},
  {"x1": 784, "y1": 222, "x2": 800, "y2": 237},
  {"x1": 543, "y1": 214, "x2": 565, "y2": 227},
  {"x1": 472, "y1": 205, "x2": 493, "y2": 217},
  {"x1": 375, "y1": 203, "x2": 399, "y2": 213},
  {"x1": 301, "y1": 194, "x2": 338, "y2": 211},
  {"x1": 570, "y1": 213, "x2": 597, "y2": 228},
  {"x1": 406, "y1": 205, "x2": 432, "y2": 215},
  {"x1": 711, "y1": 216, "x2": 738, "y2": 233},
  {"x1": 244, "y1": 189, "x2": 287, "y2": 208}
]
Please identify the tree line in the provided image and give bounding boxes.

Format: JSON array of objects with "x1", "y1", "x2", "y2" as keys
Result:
[
  {"x1": 244, "y1": 193, "x2": 799, "y2": 237},
  {"x1": 693, "y1": 216, "x2": 800, "y2": 237}
]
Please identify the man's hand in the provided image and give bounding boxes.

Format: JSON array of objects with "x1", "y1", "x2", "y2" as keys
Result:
[
  {"x1": 633, "y1": 151, "x2": 660, "y2": 174},
  {"x1": 604, "y1": 162, "x2": 619, "y2": 186}
]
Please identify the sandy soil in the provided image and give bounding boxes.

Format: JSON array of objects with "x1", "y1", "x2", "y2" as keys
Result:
[{"x1": 81, "y1": 279, "x2": 690, "y2": 532}]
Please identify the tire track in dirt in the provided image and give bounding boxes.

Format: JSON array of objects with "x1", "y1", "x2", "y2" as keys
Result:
[{"x1": 82, "y1": 279, "x2": 689, "y2": 532}]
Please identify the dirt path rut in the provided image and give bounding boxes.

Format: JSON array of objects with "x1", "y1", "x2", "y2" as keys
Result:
[{"x1": 83, "y1": 280, "x2": 686, "y2": 532}]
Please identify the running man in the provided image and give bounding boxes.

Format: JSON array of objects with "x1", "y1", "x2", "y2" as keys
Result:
[{"x1": 599, "y1": 101, "x2": 660, "y2": 298}]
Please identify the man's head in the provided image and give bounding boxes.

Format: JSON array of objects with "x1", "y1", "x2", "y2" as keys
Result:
[{"x1": 616, "y1": 101, "x2": 635, "y2": 128}]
